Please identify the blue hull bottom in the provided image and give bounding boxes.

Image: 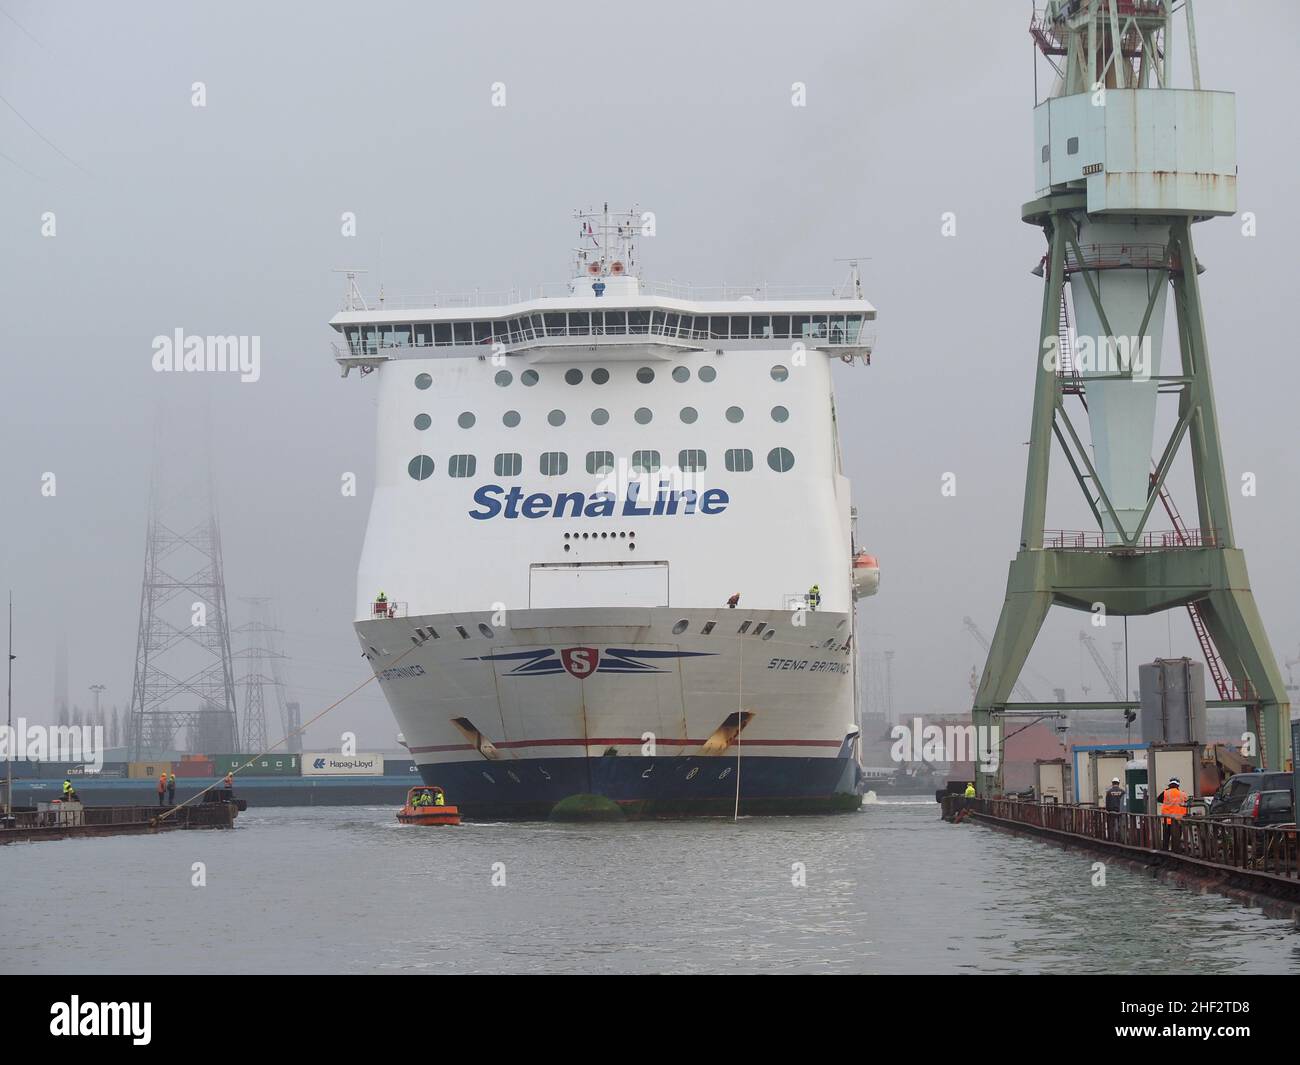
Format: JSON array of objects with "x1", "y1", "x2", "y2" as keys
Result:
[{"x1": 419, "y1": 755, "x2": 864, "y2": 819}]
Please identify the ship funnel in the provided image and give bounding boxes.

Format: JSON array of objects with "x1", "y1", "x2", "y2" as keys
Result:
[{"x1": 1067, "y1": 220, "x2": 1169, "y2": 541}]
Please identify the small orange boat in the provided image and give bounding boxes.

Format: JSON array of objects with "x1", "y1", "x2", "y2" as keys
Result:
[{"x1": 396, "y1": 786, "x2": 461, "y2": 826}]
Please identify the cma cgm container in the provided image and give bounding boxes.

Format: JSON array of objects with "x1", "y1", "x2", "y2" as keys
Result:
[{"x1": 212, "y1": 754, "x2": 300, "y2": 777}]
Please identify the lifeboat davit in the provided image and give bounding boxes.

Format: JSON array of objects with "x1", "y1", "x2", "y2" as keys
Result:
[
  {"x1": 851, "y1": 551, "x2": 880, "y2": 599},
  {"x1": 396, "y1": 786, "x2": 461, "y2": 826}
]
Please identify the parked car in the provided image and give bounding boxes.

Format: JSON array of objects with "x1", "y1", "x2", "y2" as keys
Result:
[
  {"x1": 1227, "y1": 789, "x2": 1294, "y2": 827},
  {"x1": 1205, "y1": 771, "x2": 1294, "y2": 821}
]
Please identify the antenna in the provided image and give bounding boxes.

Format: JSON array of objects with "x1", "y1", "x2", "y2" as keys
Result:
[{"x1": 332, "y1": 268, "x2": 369, "y2": 311}]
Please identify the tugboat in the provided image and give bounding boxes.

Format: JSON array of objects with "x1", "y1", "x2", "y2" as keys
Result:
[{"x1": 396, "y1": 786, "x2": 460, "y2": 826}]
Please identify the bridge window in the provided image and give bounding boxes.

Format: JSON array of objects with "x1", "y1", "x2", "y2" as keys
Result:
[
  {"x1": 725, "y1": 448, "x2": 753, "y2": 472},
  {"x1": 502, "y1": 410, "x2": 521, "y2": 427},
  {"x1": 678, "y1": 449, "x2": 707, "y2": 472},
  {"x1": 591, "y1": 407, "x2": 609, "y2": 425},
  {"x1": 408, "y1": 455, "x2": 434, "y2": 481},
  {"x1": 448, "y1": 454, "x2": 477, "y2": 478},
  {"x1": 544, "y1": 312, "x2": 566, "y2": 336},
  {"x1": 458, "y1": 411, "x2": 476, "y2": 429},
  {"x1": 665, "y1": 313, "x2": 680, "y2": 333},
  {"x1": 414, "y1": 373, "x2": 432, "y2": 390},
  {"x1": 452, "y1": 321, "x2": 472, "y2": 344},
  {"x1": 414, "y1": 324, "x2": 431, "y2": 346},
  {"x1": 679, "y1": 406, "x2": 698, "y2": 424},
  {"x1": 570, "y1": 311, "x2": 591, "y2": 335},
  {"x1": 677, "y1": 314, "x2": 695, "y2": 337},
  {"x1": 474, "y1": 322, "x2": 492, "y2": 344},
  {"x1": 751, "y1": 314, "x2": 771, "y2": 338},
  {"x1": 628, "y1": 309, "x2": 650, "y2": 334},
  {"x1": 631, "y1": 450, "x2": 660, "y2": 474},
  {"x1": 586, "y1": 451, "x2": 615, "y2": 475},
  {"x1": 710, "y1": 316, "x2": 729, "y2": 339},
  {"x1": 494, "y1": 452, "x2": 522, "y2": 477},
  {"x1": 433, "y1": 322, "x2": 452, "y2": 345},
  {"x1": 767, "y1": 447, "x2": 795, "y2": 473},
  {"x1": 604, "y1": 311, "x2": 626, "y2": 335},
  {"x1": 343, "y1": 325, "x2": 359, "y2": 353},
  {"x1": 634, "y1": 407, "x2": 653, "y2": 425},
  {"x1": 772, "y1": 315, "x2": 791, "y2": 338},
  {"x1": 729, "y1": 316, "x2": 749, "y2": 339},
  {"x1": 413, "y1": 413, "x2": 431, "y2": 431},
  {"x1": 540, "y1": 452, "x2": 568, "y2": 476}
]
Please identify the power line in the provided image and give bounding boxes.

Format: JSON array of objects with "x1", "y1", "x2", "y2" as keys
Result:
[{"x1": 0, "y1": 91, "x2": 91, "y2": 176}]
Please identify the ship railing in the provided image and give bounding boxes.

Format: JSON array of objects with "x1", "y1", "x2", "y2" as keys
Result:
[
  {"x1": 1042, "y1": 528, "x2": 1218, "y2": 551},
  {"x1": 370, "y1": 600, "x2": 408, "y2": 619},
  {"x1": 334, "y1": 324, "x2": 872, "y2": 360},
  {"x1": 345, "y1": 280, "x2": 868, "y2": 311},
  {"x1": 1061, "y1": 243, "x2": 1175, "y2": 274}
]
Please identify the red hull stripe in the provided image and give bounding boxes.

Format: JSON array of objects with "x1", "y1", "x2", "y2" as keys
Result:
[{"x1": 409, "y1": 737, "x2": 844, "y2": 754}]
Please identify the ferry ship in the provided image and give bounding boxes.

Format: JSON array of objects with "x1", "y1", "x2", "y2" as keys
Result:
[{"x1": 331, "y1": 207, "x2": 879, "y2": 818}]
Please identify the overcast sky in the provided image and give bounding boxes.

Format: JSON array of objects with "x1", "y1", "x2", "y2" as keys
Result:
[{"x1": 2, "y1": 0, "x2": 1296, "y2": 750}]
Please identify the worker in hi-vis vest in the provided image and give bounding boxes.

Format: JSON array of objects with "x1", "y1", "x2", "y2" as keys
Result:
[{"x1": 1157, "y1": 777, "x2": 1187, "y2": 850}]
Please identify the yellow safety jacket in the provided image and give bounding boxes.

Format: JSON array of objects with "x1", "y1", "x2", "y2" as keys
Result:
[{"x1": 963, "y1": 784, "x2": 976, "y2": 798}]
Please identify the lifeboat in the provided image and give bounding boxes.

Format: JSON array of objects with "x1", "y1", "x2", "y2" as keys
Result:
[
  {"x1": 396, "y1": 786, "x2": 461, "y2": 826},
  {"x1": 851, "y1": 551, "x2": 880, "y2": 599}
]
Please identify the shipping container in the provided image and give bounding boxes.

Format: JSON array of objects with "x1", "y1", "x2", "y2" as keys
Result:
[
  {"x1": 211, "y1": 753, "x2": 300, "y2": 777},
  {"x1": 127, "y1": 761, "x2": 172, "y2": 780},
  {"x1": 384, "y1": 759, "x2": 418, "y2": 776},
  {"x1": 302, "y1": 752, "x2": 384, "y2": 777},
  {"x1": 174, "y1": 759, "x2": 215, "y2": 778}
]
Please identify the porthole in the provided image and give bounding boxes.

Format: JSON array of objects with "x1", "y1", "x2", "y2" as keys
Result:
[
  {"x1": 414, "y1": 373, "x2": 432, "y2": 390},
  {"x1": 407, "y1": 455, "x2": 434, "y2": 481},
  {"x1": 672, "y1": 619, "x2": 689, "y2": 635},
  {"x1": 591, "y1": 407, "x2": 610, "y2": 426},
  {"x1": 413, "y1": 413, "x2": 431, "y2": 431},
  {"x1": 548, "y1": 409, "x2": 566, "y2": 427},
  {"x1": 767, "y1": 447, "x2": 795, "y2": 472},
  {"x1": 634, "y1": 407, "x2": 653, "y2": 425},
  {"x1": 478, "y1": 623, "x2": 494, "y2": 638},
  {"x1": 494, "y1": 370, "x2": 512, "y2": 387},
  {"x1": 502, "y1": 410, "x2": 521, "y2": 427},
  {"x1": 679, "y1": 406, "x2": 698, "y2": 424},
  {"x1": 592, "y1": 368, "x2": 610, "y2": 385},
  {"x1": 636, "y1": 366, "x2": 655, "y2": 384},
  {"x1": 672, "y1": 366, "x2": 690, "y2": 382},
  {"x1": 458, "y1": 411, "x2": 476, "y2": 429},
  {"x1": 771, "y1": 405, "x2": 789, "y2": 423},
  {"x1": 521, "y1": 369, "x2": 539, "y2": 386},
  {"x1": 725, "y1": 406, "x2": 744, "y2": 423},
  {"x1": 770, "y1": 365, "x2": 789, "y2": 382},
  {"x1": 698, "y1": 366, "x2": 717, "y2": 382},
  {"x1": 564, "y1": 368, "x2": 583, "y2": 385}
]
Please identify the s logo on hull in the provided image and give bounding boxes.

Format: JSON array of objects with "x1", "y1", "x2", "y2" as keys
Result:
[{"x1": 561, "y1": 646, "x2": 599, "y2": 677}]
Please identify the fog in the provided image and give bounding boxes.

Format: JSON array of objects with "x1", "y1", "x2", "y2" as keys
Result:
[{"x1": 2, "y1": 0, "x2": 1296, "y2": 751}]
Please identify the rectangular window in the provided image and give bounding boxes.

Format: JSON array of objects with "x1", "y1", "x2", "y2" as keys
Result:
[
  {"x1": 1066, "y1": 136, "x2": 1079, "y2": 155},
  {"x1": 494, "y1": 452, "x2": 522, "y2": 477},
  {"x1": 453, "y1": 321, "x2": 473, "y2": 345},
  {"x1": 448, "y1": 454, "x2": 477, "y2": 478},
  {"x1": 725, "y1": 448, "x2": 754, "y2": 472},
  {"x1": 360, "y1": 324, "x2": 377, "y2": 353},
  {"x1": 540, "y1": 451, "x2": 568, "y2": 476},
  {"x1": 391, "y1": 325, "x2": 411, "y2": 347},
  {"x1": 772, "y1": 315, "x2": 791, "y2": 338},
  {"x1": 627, "y1": 309, "x2": 650, "y2": 334},
  {"x1": 604, "y1": 310, "x2": 627, "y2": 335},
  {"x1": 677, "y1": 314, "x2": 694, "y2": 337},
  {"x1": 830, "y1": 316, "x2": 847, "y2": 343},
  {"x1": 665, "y1": 313, "x2": 680, "y2": 333},
  {"x1": 569, "y1": 311, "x2": 590, "y2": 336},
  {"x1": 344, "y1": 326, "x2": 359, "y2": 354},
  {"x1": 845, "y1": 315, "x2": 862, "y2": 342},
  {"x1": 586, "y1": 450, "x2": 614, "y2": 475},
  {"x1": 678, "y1": 449, "x2": 706, "y2": 472},
  {"x1": 473, "y1": 321, "x2": 492, "y2": 344},
  {"x1": 413, "y1": 323, "x2": 432, "y2": 346},
  {"x1": 791, "y1": 315, "x2": 811, "y2": 339},
  {"x1": 433, "y1": 322, "x2": 452, "y2": 345},
  {"x1": 531, "y1": 313, "x2": 545, "y2": 334},
  {"x1": 737, "y1": 620, "x2": 751, "y2": 634},
  {"x1": 729, "y1": 316, "x2": 749, "y2": 340},
  {"x1": 811, "y1": 315, "x2": 829, "y2": 339},
  {"x1": 544, "y1": 312, "x2": 567, "y2": 336},
  {"x1": 710, "y1": 316, "x2": 730, "y2": 339},
  {"x1": 1041, "y1": 144, "x2": 1050, "y2": 162},
  {"x1": 508, "y1": 318, "x2": 523, "y2": 338},
  {"x1": 750, "y1": 314, "x2": 771, "y2": 338},
  {"x1": 701, "y1": 621, "x2": 716, "y2": 635},
  {"x1": 631, "y1": 450, "x2": 660, "y2": 474}
]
